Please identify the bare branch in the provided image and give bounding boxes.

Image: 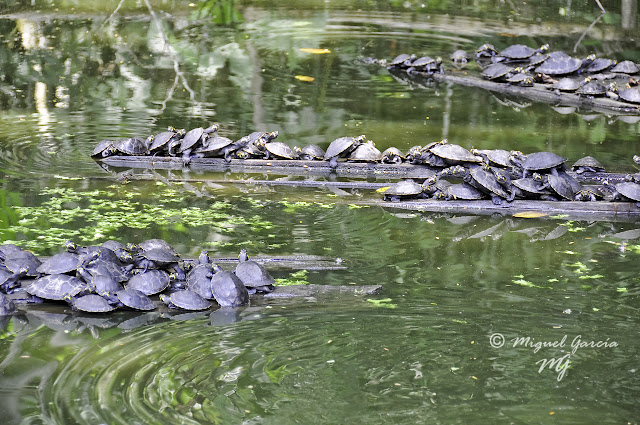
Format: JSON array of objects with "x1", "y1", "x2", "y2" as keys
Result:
[{"x1": 100, "y1": 0, "x2": 126, "y2": 30}]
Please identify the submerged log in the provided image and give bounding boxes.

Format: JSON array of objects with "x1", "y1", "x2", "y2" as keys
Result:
[{"x1": 263, "y1": 284, "x2": 382, "y2": 298}]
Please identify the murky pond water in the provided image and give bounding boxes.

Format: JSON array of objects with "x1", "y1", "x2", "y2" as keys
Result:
[{"x1": 0, "y1": 1, "x2": 639, "y2": 423}]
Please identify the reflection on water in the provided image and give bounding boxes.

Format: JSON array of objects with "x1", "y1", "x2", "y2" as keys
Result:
[{"x1": 0, "y1": 1, "x2": 640, "y2": 424}]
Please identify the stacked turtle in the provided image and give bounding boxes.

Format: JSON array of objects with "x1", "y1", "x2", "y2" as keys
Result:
[{"x1": 0, "y1": 239, "x2": 277, "y2": 315}]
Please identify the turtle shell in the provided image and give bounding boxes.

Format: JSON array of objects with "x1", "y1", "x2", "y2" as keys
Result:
[
  {"x1": 186, "y1": 263, "x2": 214, "y2": 299},
  {"x1": 26, "y1": 274, "x2": 88, "y2": 301},
  {"x1": 571, "y1": 156, "x2": 605, "y2": 173},
  {"x1": 178, "y1": 127, "x2": 205, "y2": 153},
  {"x1": 430, "y1": 143, "x2": 481, "y2": 164},
  {"x1": 126, "y1": 270, "x2": 170, "y2": 295},
  {"x1": 195, "y1": 135, "x2": 234, "y2": 155},
  {"x1": 389, "y1": 54, "x2": 415, "y2": 67},
  {"x1": 574, "y1": 187, "x2": 605, "y2": 201},
  {"x1": 161, "y1": 290, "x2": 211, "y2": 311},
  {"x1": 527, "y1": 53, "x2": 549, "y2": 66},
  {"x1": 410, "y1": 56, "x2": 436, "y2": 67},
  {"x1": 324, "y1": 135, "x2": 366, "y2": 160},
  {"x1": 139, "y1": 248, "x2": 180, "y2": 266},
  {"x1": 91, "y1": 140, "x2": 116, "y2": 158},
  {"x1": 422, "y1": 179, "x2": 451, "y2": 198},
  {"x1": 149, "y1": 128, "x2": 181, "y2": 152},
  {"x1": 114, "y1": 137, "x2": 148, "y2": 156},
  {"x1": 505, "y1": 73, "x2": 534, "y2": 86},
  {"x1": 265, "y1": 142, "x2": 297, "y2": 159},
  {"x1": 4, "y1": 251, "x2": 42, "y2": 277},
  {"x1": 88, "y1": 274, "x2": 123, "y2": 295},
  {"x1": 468, "y1": 166, "x2": 509, "y2": 199},
  {"x1": 547, "y1": 174, "x2": 576, "y2": 200},
  {"x1": 610, "y1": 60, "x2": 639, "y2": 74},
  {"x1": 512, "y1": 178, "x2": 552, "y2": 195},
  {"x1": 82, "y1": 259, "x2": 129, "y2": 283},
  {"x1": 584, "y1": 58, "x2": 616, "y2": 73},
  {"x1": 210, "y1": 271, "x2": 250, "y2": 307},
  {"x1": 475, "y1": 43, "x2": 498, "y2": 58},
  {"x1": 298, "y1": 144, "x2": 325, "y2": 160},
  {"x1": 100, "y1": 240, "x2": 126, "y2": 252},
  {"x1": 535, "y1": 56, "x2": 583, "y2": 75},
  {"x1": 380, "y1": 147, "x2": 406, "y2": 164},
  {"x1": 37, "y1": 252, "x2": 84, "y2": 275},
  {"x1": 618, "y1": 87, "x2": 640, "y2": 104},
  {"x1": 0, "y1": 293, "x2": 16, "y2": 316},
  {"x1": 523, "y1": 152, "x2": 567, "y2": 172},
  {"x1": 445, "y1": 183, "x2": 486, "y2": 200},
  {"x1": 614, "y1": 182, "x2": 640, "y2": 201},
  {"x1": 116, "y1": 289, "x2": 155, "y2": 311},
  {"x1": 482, "y1": 63, "x2": 513, "y2": 80},
  {"x1": 139, "y1": 239, "x2": 178, "y2": 255},
  {"x1": 450, "y1": 50, "x2": 469, "y2": 63},
  {"x1": 384, "y1": 179, "x2": 423, "y2": 197},
  {"x1": 499, "y1": 44, "x2": 537, "y2": 59},
  {"x1": 72, "y1": 294, "x2": 116, "y2": 313},
  {"x1": 348, "y1": 141, "x2": 381, "y2": 162},
  {"x1": 576, "y1": 80, "x2": 607, "y2": 96},
  {"x1": 471, "y1": 149, "x2": 511, "y2": 167},
  {"x1": 235, "y1": 260, "x2": 276, "y2": 291},
  {"x1": 0, "y1": 244, "x2": 25, "y2": 259},
  {"x1": 552, "y1": 77, "x2": 583, "y2": 92}
]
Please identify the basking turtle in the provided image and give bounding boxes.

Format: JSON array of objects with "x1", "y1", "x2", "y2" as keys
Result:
[
  {"x1": 535, "y1": 173, "x2": 577, "y2": 200},
  {"x1": 235, "y1": 250, "x2": 275, "y2": 294},
  {"x1": 65, "y1": 240, "x2": 122, "y2": 266},
  {"x1": 179, "y1": 124, "x2": 219, "y2": 164},
  {"x1": 148, "y1": 127, "x2": 185, "y2": 155},
  {"x1": 132, "y1": 248, "x2": 183, "y2": 279},
  {"x1": 513, "y1": 151, "x2": 567, "y2": 177},
  {"x1": 576, "y1": 80, "x2": 608, "y2": 97},
  {"x1": 37, "y1": 251, "x2": 98, "y2": 275},
  {"x1": 422, "y1": 178, "x2": 451, "y2": 199},
  {"x1": 79, "y1": 257, "x2": 130, "y2": 283},
  {"x1": 26, "y1": 274, "x2": 88, "y2": 301},
  {"x1": 450, "y1": 50, "x2": 469, "y2": 66},
  {"x1": 324, "y1": 135, "x2": 366, "y2": 167},
  {"x1": 70, "y1": 294, "x2": 117, "y2": 313},
  {"x1": 219, "y1": 131, "x2": 277, "y2": 162},
  {"x1": 603, "y1": 180, "x2": 640, "y2": 206},
  {"x1": 4, "y1": 251, "x2": 42, "y2": 277},
  {"x1": 84, "y1": 273, "x2": 123, "y2": 296},
  {"x1": 496, "y1": 43, "x2": 549, "y2": 62},
  {"x1": 574, "y1": 186, "x2": 606, "y2": 201},
  {"x1": 465, "y1": 165, "x2": 510, "y2": 205},
  {"x1": 482, "y1": 63, "x2": 516, "y2": 81},
  {"x1": 0, "y1": 244, "x2": 25, "y2": 261},
  {"x1": 115, "y1": 289, "x2": 156, "y2": 311},
  {"x1": 408, "y1": 56, "x2": 443, "y2": 75},
  {"x1": 383, "y1": 179, "x2": 424, "y2": 202},
  {"x1": 429, "y1": 143, "x2": 482, "y2": 165},
  {"x1": 185, "y1": 251, "x2": 214, "y2": 299},
  {"x1": 550, "y1": 77, "x2": 587, "y2": 93},
  {"x1": 470, "y1": 149, "x2": 512, "y2": 168},
  {"x1": 475, "y1": 43, "x2": 498, "y2": 58},
  {"x1": 571, "y1": 156, "x2": 605, "y2": 174},
  {"x1": 504, "y1": 73, "x2": 534, "y2": 86},
  {"x1": 618, "y1": 87, "x2": 640, "y2": 104},
  {"x1": 348, "y1": 140, "x2": 381, "y2": 163},
  {"x1": 210, "y1": 269, "x2": 250, "y2": 307},
  {"x1": 91, "y1": 140, "x2": 117, "y2": 158},
  {"x1": 295, "y1": 144, "x2": 325, "y2": 161},
  {"x1": 161, "y1": 290, "x2": 212, "y2": 311},
  {"x1": 137, "y1": 239, "x2": 179, "y2": 255},
  {"x1": 584, "y1": 58, "x2": 617, "y2": 73},
  {"x1": 405, "y1": 145, "x2": 425, "y2": 164},
  {"x1": 443, "y1": 183, "x2": 486, "y2": 201},
  {"x1": 0, "y1": 266, "x2": 28, "y2": 293},
  {"x1": 193, "y1": 135, "x2": 235, "y2": 158},
  {"x1": 387, "y1": 54, "x2": 416, "y2": 69},
  {"x1": 126, "y1": 270, "x2": 170, "y2": 296},
  {"x1": 114, "y1": 137, "x2": 149, "y2": 156},
  {"x1": 535, "y1": 54, "x2": 592, "y2": 76},
  {"x1": 610, "y1": 60, "x2": 640, "y2": 74},
  {"x1": 264, "y1": 142, "x2": 297, "y2": 160},
  {"x1": 512, "y1": 178, "x2": 555, "y2": 200},
  {"x1": 380, "y1": 147, "x2": 406, "y2": 164}
]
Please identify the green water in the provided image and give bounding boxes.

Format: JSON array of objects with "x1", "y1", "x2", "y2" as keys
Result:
[{"x1": 0, "y1": 1, "x2": 639, "y2": 423}]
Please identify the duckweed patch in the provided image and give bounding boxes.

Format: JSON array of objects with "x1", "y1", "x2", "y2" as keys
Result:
[{"x1": 274, "y1": 269, "x2": 309, "y2": 286}]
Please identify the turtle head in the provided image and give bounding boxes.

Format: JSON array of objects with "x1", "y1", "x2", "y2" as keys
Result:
[
  {"x1": 354, "y1": 135, "x2": 367, "y2": 144},
  {"x1": 199, "y1": 250, "x2": 210, "y2": 264},
  {"x1": 532, "y1": 172, "x2": 544, "y2": 182},
  {"x1": 212, "y1": 263, "x2": 224, "y2": 273},
  {"x1": 238, "y1": 249, "x2": 249, "y2": 262},
  {"x1": 126, "y1": 243, "x2": 141, "y2": 253},
  {"x1": 64, "y1": 240, "x2": 78, "y2": 252},
  {"x1": 538, "y1": 44, "x2": 550, "y2": 54},
  {"x1": 268, "y1": 131, "x2": 279, "y2": 140},
  {"x1": 293, "y1": 146, "x2": 302, "y2": 154},
  {"x1": 207, "y1": 123, "x2": 220, "y2": 133}
]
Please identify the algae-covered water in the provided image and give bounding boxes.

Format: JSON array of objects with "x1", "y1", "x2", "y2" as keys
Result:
[{"x1": 0, "y1": 1, "x2": 639, "y2": 423}]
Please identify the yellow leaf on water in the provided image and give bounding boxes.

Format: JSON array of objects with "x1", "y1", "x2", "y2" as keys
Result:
[
  {"x1": 513, "y1": 211, "x2": 548, "y2": 218},
  {"x1": 376, "y1": 186, "x2": 391, "y2": 193},
  {"x1": 300, "y1": 48, "x2": 331, "y2": 54},
  {"x1": 295, "y1": 75, "x2": 315, "y2": 82}
]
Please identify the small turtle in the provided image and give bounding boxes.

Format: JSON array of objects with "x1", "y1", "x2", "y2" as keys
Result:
[
  {"x1": 429, "y1": 143, "x2": 482, "y2": 165},
  {"x1": 465, "y1": 165, "x2": 510, "y2": 205},
  {"x1": 71, "y1": 294, "x2": 117, "y2": 313},
  {"x1": 535, "y1": 54, "x2": 589, "y2": 76},
  {"x1": 91, "y1": 140, "x2": 117, "y2": 158},
  {"x1": 380, "y1": 147, "x2": 406, "y2": 164},
  {"x1": 137, "y1": 239, "x2": 179, "y2": 255},
  {"x1": 179, "y1": 124, "x2": 219, "y2": 164},
  {"x1": 114, "y1": 137, "x2": 149, "y2": 156},
  {"x1": 497, "y1": 44, "x2": 548, "y2": 62},
  {"x1": 422, "y1": 178, "x2": 451, "y2": 199},
  {"x1": 383, "y1": 179, "x2": 423, "y2": 202},
  {"x1": 324, "y1": 135, "x2": 366, "y2": 168},
  {"x1": 470, "y1": 149, "x2": 512, "y2": 168},
  {"x1": 210, "y1": 269, "x2": 250, "y2": 307},
  {"x1": 161, "y1": 290, "x2": 212, "y2": 311},
  {"x1": 512, "y1": 178, "x2": 554, "y2": 200},
  {"x1": 527, "y1": 53, "x2": 549, "y2": 67},
  {"x1": 603, "y1": 180, "x2": 640, "y2": 206},
  {"x1": 235, "y1": 250, "x2": 275, "y2": 294},
  {"x1": 264, "y1": 142, "x2": 297, "y2": 160},
  {"x1": 0, "y1": 266, "x2": 28, "y2": 293},
  {"x1": 0, "y1": 293, "x2": 16, "y2": 315},
  {"x1": 535, "y1": 173, "x2": 577, "y2": 200},
  {"x1": 476, "y1": 43, "x2": 498, "y2": 58},
  {"x1": 443, "y1": 183, "x2": 486, "y2": 201},
  {"x1": 132, "y1": 248, "x2": 183, "y2": 279},
  {"x1": 408, "y1": 56, "x2": 443, "y2": 75},
  {"x1": 222, "y1": 131, "x2": 278, "y2": 162},
  {"x1": 295, "y1": 144, "x2": 325, "y2": 161},
  {"x1": 574, "y1": 186, "x2": 606, "y2": 201},
  {"x1": 584, "y1": 58, "x2": 617, "y2": 73},
  {"x1": 571, "y1": 156, "x2": 605, "y2": 174},
  {"x1": 26, "y1": 274, "x2": 89, "y2": 301},
  {"x1": 610, "y1": 60, "x2": 640, "y2": 74},
  {"x1": 388, "y1": 54, "x2": 416, "y2": 69},
  {"x1": 84, "y1": 274, "x2": 123, "y2": 296},
  {"x1": 348, "y1": 140, "x2": 381, "y2": 163},
  {"x1": 513, "y1": 151, "x2": 567, "y2": 177},
  {"x1": 0, "y1": 244, "x2": 25, "y2": 261},
  {"x1": 115, "y1": 288, "x2": 156, "y2": 311},
  {"x1": 193, "y1": 135, "x2": 235, "y2": 158},
  {"x1": 4, "y1": 251, "x2": 42, "y2": 277},
  {"x1": 450, "y1": 50, "x2": 469, "y2": 66},
  {"x1": 126, "y1": 270, "x2": 170, "y2": 295},
  {"x1": 550, "y1": 77, "x2": 587, "y2": 93},
  {"x1": 576, "y1": 80, "x2": 608, "y2": 97},
  {"x1": 148, "y1": 127, "x2": 185, "y2": 155},
  {"x1": 618, "y1": 87, "x2": 640, "y2": 104},
  {"x1": 504, "y1": 73, "x2": 535, "y2": 86},
  {"x1": 482, "y1": 63, "x2": 515, "y2": 81},
  {"x1": 37, "y1": 251, "x2": 97, "y2": 275}
]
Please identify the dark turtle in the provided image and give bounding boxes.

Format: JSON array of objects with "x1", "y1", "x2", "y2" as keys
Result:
[
  {"x1": 482, "y1": 63, "x2": 515, "y2": 80},
  {"x1": 148, "y1": 127, "x2": 185, "y2": 155},
  {"x1": 126, "y1": 270, "x2": 170, "y2": 295},
  {"x1": 210, "y1": 269, "x2": 250, "y2": 307},
  {"x1": 264, "y1": 142, "x2": 297, "y2": 160},
  {"x1": 179, "y1": 124, "x2": 219, "y2": 164},
  {"x1": 571, "y1": 156, "x2": 605, "y2": 174},
  {"x1": 4, "y1": 251, "x2": 42, "y2": 277},
  {"x1": 186, "y1": 263, "x2": 214, "y2": 299},
  {"x1": 65, "y1": 241, "x2": 122, "y2": 266},
  {"x1": 476, "y1": 43, "x2": 498, "y2": 58},
  {"x1": 512, "y1": 178, "x2": 554, "y2": 200},
  {"x1": 0, "y1": 293, "x2": 16, "y2": 315},
  {"x1": 37, "y1": 251, "x2": 97, "y2": 275},
  {"x1": 388, "y1": 53, "x2": 416, "y2": 69},
  {"x1": 79, "y1": 258, "x2": 129, "y2": 283},
  {"x1": 550, "y1": 77, "x2": 587, "y2": 93},
  {"x1": 84, "y1": 273, "x2": 123, "y2": 296},
  {"x1": 383, "y1": 179, "x2": 423, "y2": 202},
  {"x1": 574, "y1": 186, "x2": 606, "y2": 201},
  {"x1": 584, "y1": 58, "x2": 617, "y2": 73},
  {"x1": 408, "y1": 56, "x2": 443, "y2": 74},
  {"x1": 0, "y1": 266, "x2": 28, "y2": 292},
  {"x1": 235, "y1": 250, "x2": 275, "y2": 294},
  {"x1": 100, "y1": 240, "x2": 125, "y2": 252},
  {"x1": 618, "y1": 87, "x2": 640, "y2": 104},
  {"x1": 91, "y1": 140, "x2": 117, "y2": 158},
  {"x1": 132, "y1": 248, "x2": 183, "y2": 279},
  {"x1": 443, "y1": 183, "x2": 486, "y2": 201},
  {"x1": 465, "y1": 165, "x2": 510, "y2": 205},
  {"x1": 527, "y1": 53, "x2": 549, "y2": 67},
  {"x1": 115, "y1": 289, "x2": 156, "y2": 311},
  {"x1": 380, "y1": 147, "x2": 406, "y2": 164},
  {"x1": 0, "y1": 244, "x2": 25, "y2": 261},
  {"x1": 429, "y1": 143, "x2": 482, "y2": 165},
  {"x1": 534, "y1": 54, "x2": 588, "y2": 75},
  {"x1": 161, "y1": 289, "x2": 212, "y2": 311},
  {"x1": 26, "y1": 274, "x2": 88, "y2": 301},
  {"x1": 422, "y1": 178, "x2": 451, "y2": 199},
  {"x1": 71, "y1": 294, "x2": 117, "y2": 313},
  {"x1": 576, "y1": 80, "x2": 608, "y2": 97},
  {"x1": 516, "y1": 151, "x2": 567, "y2": 177},
  {"x1": 324, "y1": 135, "x2": 366, "y2": 167},
  {"x1": 610, "y1": 60, "x2": 640, "y2": 74},
  {"x1": 138, "y1": 239, "x2": 179, "y2": 255},
  {"x1": 193, "y1": 135, "x2": 235, "y2": 158},
  {"x1": 295, "y1": 144, "x2": 325, "y2": 161},
  {"x1": 504, "y1": 73, "x2": 534, "y2": 86},
  {"x1": 537, "y1": 173, "x2": 577, "y2": 200},
  {"x1": 450, "y1": 50, "x2": 469, "y2": 65},
  {"x1": 497, "y1": 44, "x2": 548, "y2": 61},
  {"x1": 221, "y1": 131, "x2": 278, "y2": 162},
  {"x1": 348, "y1": 140, "x2": 381, "y2": 163},
  {"x1": 470, "y1": 149, "x2": 512, "y2": 168},
  {"x1": 114, "y1": 137, "x2": 149, "y2": 156},
  {"x1": 603, "y1": 180, "x2": 640, "y2": 205}
]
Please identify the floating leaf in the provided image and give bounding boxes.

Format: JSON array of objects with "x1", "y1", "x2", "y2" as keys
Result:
[
  {"x1": 376, "y1": 186, "x2": 391, "y2": 193},
  {"x1": 513, "y1": 211, "x2": 548, "y2": 218},
  {"x1": 366, "y1": 298, "x2": 397, "y2": 309},
  {"x1": 617, "y1": 287, "x2": 628, "y2": 293},
  {"x1": 300, "y1": 48, "x2": 331, "y2": 54},
  {"x1": 295, "y1": 75, "x2": 315, "y2": 82},
  {"x1": 550, "y1": 214, "x2": 569, "y2": 219}
]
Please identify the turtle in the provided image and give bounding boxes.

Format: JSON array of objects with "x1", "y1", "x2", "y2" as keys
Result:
[
  {"x1": 137, "y1": 239, "x2": 179, "y2": 255},
  {"x1": 610, "y1": 60, "x2": 640, "y2": 74},
  {"x1": 450, "y1": 50, "x2": 469, "y2": 66},
  {"x1": 511, "y1": 178, "x2": 555, "y2": 200},
  {"x1": 491, "y1": 167, "x2": 516, "y2": 199},
  {"x1": 113, "y1": 137, "x2": 149, "y2": 156},
  {"x1": 513, "y1": 151, "x2": 567, "y2": 177},
  {"x1": 534, "y1": 54, "x2": 590, "y2": 76},
  {"x1": 126, "y1": 270, "x2": 170, "y2": 296},
  {"x1": 602, "y1": 180, "x2": 640, "y2": 206},
  {"x1": 264, "y1": 142, "x2": 297, "y2": 160},
  {"x1": 91, "y1": 140, "x2": 118, "y2": 158},
  {"x1": 535, "y1": 173, "x2": 577, "y2": 200},
  {"x1": 210, "y1": 269, "x2": 250, "y2": 307},
  {"x1": 65, "y1": 241, "x2": 123, "y2": 266},
  {"x1": 505, "y1": 73, "x2": 535, "y2": 86},
  {"x1": 132, "y1": 248, "x2": 183, "y2": 279},
  {"x1": 405, "y1": 145, "x2": 427, "y2": 165},
  {"x1": 574, "y1": 186, "x2": 606, "y2": 201},
  {"x1": 387, "y1": 54, "x2": 416, "y2": 69},
  {"x1": 324, "y1": 135, "x2": 366, "y2": 168},
  {"x1": 36, "y1": 251, "x2": 98, "y2": 275},
  {"x1": 497, "y1": 44, "x2": 549, "y2": 62},
  {"x1": 475, "y1": 43, "x2": 498, "y2": 58},
  {"x1": 25, "y1": 274, "x2": 89, "y2": 301},
  {"x1": 584, "y1": 58, "x2": 617, "y2": 73},
  {"x1": 235, "y1": 140, "x2": 266, "y2": 159},
  {"x1": 618, "y1": 87, "x2": 640, "y2": 104},
  {"x1": 148, "y1": 127, "x2": 185, "y2": 155},
  {"x1": 160, "y1": 290, "x2": 212, "y2": 311},
  {"x1": 348, "y1": 140, "x2": 381, "y2": 163},
  {"x1": 576, "y1": 80, "x2": 608, "y2": 97},
  {"x1": 235, "y1": 250, "x2": 276, "y2": 294},
  {"x1": 186, "y1": 262, "x2": 214, "y2": 299},
  {"x1": 70, "y1": 294, "x2": 117, "y2": 313},
  {"x1": 380, "y1": 147, "x2": 406, "y2": 164},
  {"x1": 115, "y1": 289, "x2": 156, "y2": 311},
  {"x1": 383, "y1": 179, "x2": 424, "y2": 202},
  {"x1": 526, "y1": 53, "x2": 549, "y2": 67},
  {"x1": 550, "y1": 77, "x2": 587, "y2": 93},
  {"x1": 0, "y1": 266, "x2": 28, "y2": 293},
  {"x1": 469, "y1": 149, "x2": 512, "y2": 168},
  {"x1": 100, "y1": 240, "x2": 125, "y2": 252},
  {"x1": 482, "y1": 63, "x2": 516, "y2": 81},
  {"x1": 0, "y1": 293, "x2": 16, "y2": 315},
  {"x1": 295, "y1": 144, "x2": 325, "y2": 161},
  {"x1": 443, "y1": 183, "x2": 486, "y2": 201},
  {"x1": 193, "y1": 135, "x2": 235, "y2": 158},
  {"x1": 179, "y1": 124, "x2": 220, "y2": 164},
  {"x1": 0, "y1": 244, "x2": 25, "y2": 261},
  {"x1": 408, "y1": 56, "x2": 443, "y2": 75},
  {"x1": 571, "y1": 156, "x2": 605, "y2": 174},
  {"x1": 221, "y1": 131, "x2": 278, "y2": 162},
  {"x1": 422, "y1": 178, "x2": 451, "y2": 199},
  {"x1": 84, "y1": 273, "x2": 123, "y2": 296},
  {"x1": 4, "y1": 251, "x2": 42, "y2": 277},
  {"x1": 465, "y1": 165, "x2": 510, "y2": 205},
  {"x1": 429, "y1": 143, "x2": 482, "y2": 165}
]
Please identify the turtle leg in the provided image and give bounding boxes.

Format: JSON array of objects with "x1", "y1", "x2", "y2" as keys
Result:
[
  {"x1": 490, "y1": 194, "x2": 503, "y2": 205},
  {"x1": 328, "y1": 156, "x2": 339, "y2": 169},
  {"x1": 182, "y1": 150, "x2": 192, "y2": 166}
]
